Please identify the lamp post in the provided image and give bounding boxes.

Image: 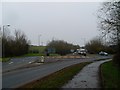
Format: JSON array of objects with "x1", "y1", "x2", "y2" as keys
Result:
[
  {"x1": 38, "y1": 34, "x2": 42, "y2": 54},
  {"x1": 38, "y1": 34, "x2": 41, "y2": 46},
  {"x1": 2, "y1": 24, "x2": 10, "y2": 57}
]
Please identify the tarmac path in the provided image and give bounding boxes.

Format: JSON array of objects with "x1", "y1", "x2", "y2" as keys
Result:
[{"x1": 62, "y1": 59, "x2": 111, "y2": 88}]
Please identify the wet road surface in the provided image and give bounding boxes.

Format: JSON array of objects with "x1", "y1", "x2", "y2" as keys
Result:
[{"x1": 2, "y1": 55, "x2": 111, "y2": 88}]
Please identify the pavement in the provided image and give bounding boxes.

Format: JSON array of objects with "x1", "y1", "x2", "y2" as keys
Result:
[{"x1": 62, "y1": 59, "x2": 111, "y2": 88}]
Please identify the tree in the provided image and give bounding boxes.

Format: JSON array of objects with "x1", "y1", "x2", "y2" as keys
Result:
[
  {"x1": 85, "y1": 37, "x2": 105, "y2": 54},
  {"x1": 98, "y1": 1, "x2": 120, "y2": 53},
  {"x1": 46, "y1": 40, "x2": 80, "y2": 55},
  {"x1": 0, "y1": 27, "x2": 2, "y2": 57},
  {"x1": 2, "y1": 29, "x2": 30, "y2": 57},
  {"x1": 98, "y1": 1, "x2": 120, "y2": 66}
]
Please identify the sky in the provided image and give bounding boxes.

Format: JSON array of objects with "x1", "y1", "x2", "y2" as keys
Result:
[{"x1": 2, "y1": 1, "x2": 102, "y2": 46}]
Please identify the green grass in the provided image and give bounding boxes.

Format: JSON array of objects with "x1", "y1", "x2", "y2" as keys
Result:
[
  {"x1": 94, "y1": 58, "x2": 111, "y2": 62},
  {"x1": 23, "y1": 53, "x2": 45, "y2": 57},
  {"x1": 23, "y1": 53, "x2": 60, "y2": 57},
  {"x1": 28, "y1": 45, "x2": 60, "y2": 56},
  {"x1": 0, "y1": 58, "x2": 10, "y2": 62},
  {"x1": 21, "y1": 62, "x2": 91, "y2": 88},
  {"x1": 49, "y1": 54, "x2": 60, "y2": 56},
  {"x1": 101, "y1": 61, "x2": 120, "y2": 88},
  {"x1": 29, "y1": 46, "x2": 46, "y2": 53}
]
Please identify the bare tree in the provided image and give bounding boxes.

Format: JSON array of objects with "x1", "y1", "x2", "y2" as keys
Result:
[
  {"x1": 98, "y1": 1, "x2": 120, "y2": 66},
  {"x1": 85, "y1": 37, "x2": 104, "y2": 54},
  {"x1": 98, "y1": 1, "x2": 120, "y2": 52},
  {"x1": 2, "y1": 29, "x2": 30, "y2": 57},
  {"x1": 46, "y1": 40, "x2": 80, "y2": 55}
]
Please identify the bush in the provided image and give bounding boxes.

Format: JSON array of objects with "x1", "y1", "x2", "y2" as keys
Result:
[
  {"x1": 46, "y1": 40, "x2": 80, "y2": 55},
  {"x1": 85, "y1": 37, "x2": 105, "y2": 54},
  {"x1": 113, "y1": 53, "x2": 120, "y2": 67},
  {"x1": 2, "y1": 30, "x2": 30, "y2": 57},
  {"x1": 30, "y1": 50, "x2": 39, "y2": 54}
]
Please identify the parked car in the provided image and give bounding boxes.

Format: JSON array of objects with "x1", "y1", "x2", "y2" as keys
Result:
[{"x1": 99, "y1": 51, "x2": 108, "y2": 56}]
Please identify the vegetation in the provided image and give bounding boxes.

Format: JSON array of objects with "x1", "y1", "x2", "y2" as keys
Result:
[
  {"x1": 21, "y1": 62, "x2": 91, "y2": 88},
  {"x1": 101, "y1": 61, "x2": 120, "y2": 88},
  {"x1": 2, "y1": 29, "x2": 30, "y2": 57},
  {"x1": 113, "y1": 53, "x2": 120, "y2": 67},
  {"x1": 27, "y1": 45, "x2": 60, "y2": 56},
  {"x1": 23, "y1": 53, "x2": 60, "y2": 57},
  {"x1": 99, "y1": 1, "x2": 120, "y2": 66},
  {"x1": 0, "y1": 45, "x2": 60, "y2": 62},
  {"x1": 85, "y1": 37, "x2": 104, "y2": 54},
  {"x1": 0, "y1": 58, "x2": 10, "y2": 62},
  {"x1": 46, "y1": 40, "x2": 80, "y2": 55},
  {"x1": 85, "y1": 37, "x2": 114, "y2": 54},
  {"x1": 29, "y1": 45, "x2": 46, "y2": 54}
]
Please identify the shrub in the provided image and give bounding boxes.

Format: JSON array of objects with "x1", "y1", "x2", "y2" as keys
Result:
[{"x1": 113, "y1": 53, "x2": 120, "y2": 67}]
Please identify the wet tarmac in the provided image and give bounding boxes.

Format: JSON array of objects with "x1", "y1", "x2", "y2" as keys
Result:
[{"x1": 62, "y1": 59, "x2": 111, "y2": 88}]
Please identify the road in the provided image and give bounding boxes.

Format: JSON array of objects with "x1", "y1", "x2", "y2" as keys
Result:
[
  {"x1": 2, "y1": 55, "x2": 110, "y2": 72},
  {"x1": 2, "y1": 56, "x2": 40, "y2": 72},
  {"x1": 2, "y1": 56, "x2": 111, "y2": 88}
]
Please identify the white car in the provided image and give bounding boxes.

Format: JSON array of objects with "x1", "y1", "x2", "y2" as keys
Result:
[
  {"x1": 99, "y1": 51, "x2": 108, "y2": 56},
  {"x1": 77, "y1": 49, "x2": 87, "y2": 56}
]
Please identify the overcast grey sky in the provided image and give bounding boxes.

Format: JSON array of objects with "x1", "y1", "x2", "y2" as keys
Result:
[{"x1": 2, "y1": 2, "x2": 102, "y2": 46}]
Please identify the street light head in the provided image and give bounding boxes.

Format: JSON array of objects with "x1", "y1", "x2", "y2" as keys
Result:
[{"x1": 7, "y1": 24, "x2": 10, "y2": 27}]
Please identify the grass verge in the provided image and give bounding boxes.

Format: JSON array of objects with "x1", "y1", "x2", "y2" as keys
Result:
[
  {"x1": 23, "y1": 53, "x2": 60, "y2": 57},
  {"x1": 100, "y1": 60, "x2": 120, "y2": 88},
  {"x1": 94, "y1": 58, "x2": 111, "y2": 62},
  {"x1": 0, "y1": 58, "x2": 10, "y2": 62},
  {"x1": 22, "y1": 53, "x2": 45, "y2": 57},
  {"x1": 29, "y1": 46, "x2": 46, "y2": 53},
  {"x1": 20, "y1": 62, "x2": 91, "y2": 88}
]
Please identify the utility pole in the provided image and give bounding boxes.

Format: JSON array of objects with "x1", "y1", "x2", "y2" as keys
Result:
[
  {"x1": 38, "y1": 34, "x2": 42, "y2": 54},
  {"x1": 81, "y1": 38, "x2": 86, "y2": 47},
  {"x1": 38, "y1": 34, "x2": 41, "y2": 46},
  {"x1": 41, "y1": 42, "x2": 43, "y2": 46}
]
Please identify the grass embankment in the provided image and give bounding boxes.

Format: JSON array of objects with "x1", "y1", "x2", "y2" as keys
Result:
[
  {"x1": 29, "y1": 45, "x2": 46, "y2": 53},
  {"x1": 21, "y1": 62, "x2": 91, "y2": 88},
  {"x1": 101, "y1": 61, "x2": 120, "y2": 88},
  {"x1": 23, "y1": 53, "x2": 60, "y2": 57},
  {"x1": 28, "y1": 45, "x2": 60, "y2": 56}
]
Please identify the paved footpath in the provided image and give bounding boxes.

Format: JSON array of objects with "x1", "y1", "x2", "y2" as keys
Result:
[{"x1": 62, "y1": 59, "x2": 111, "y2": 88}]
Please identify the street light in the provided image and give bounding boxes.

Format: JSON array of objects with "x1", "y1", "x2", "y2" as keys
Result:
[
  {"x1": 3, "y1": 24, "x2": 10, "y2": 38},
  {"x1": 38, "y1": 34, "x2": 42, "y2": 54},
  {"x1": 38, "y1": 34, "x2": 42, "y2": 46},
  {"x1": 2, "y1": 24, "x2": 10, "y2": 57}
]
